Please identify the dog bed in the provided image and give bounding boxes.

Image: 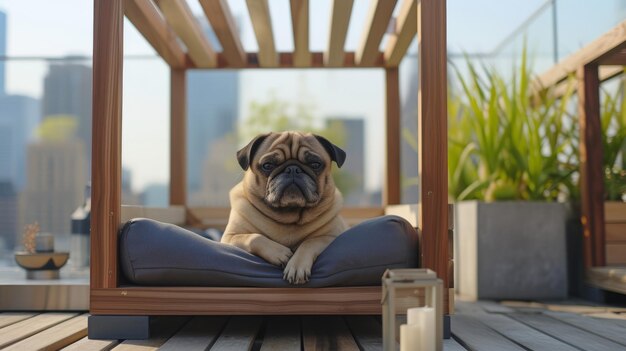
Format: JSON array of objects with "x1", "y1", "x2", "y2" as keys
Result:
[{"x1": 119, "y1": 215, "x2": 419, "y2": 287}]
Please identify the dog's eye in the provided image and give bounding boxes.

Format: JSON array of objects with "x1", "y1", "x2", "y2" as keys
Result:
[
  {"x1": 310, "y1": 162, "x2": 322, "y2": 169},
  {"x1": 262, "y1": 163, "x2": 275, "y2": 171}
]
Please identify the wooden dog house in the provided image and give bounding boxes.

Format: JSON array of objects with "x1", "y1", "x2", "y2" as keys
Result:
[{"x1": 91, "y1": 0, "x2": 450, "y2": 319}]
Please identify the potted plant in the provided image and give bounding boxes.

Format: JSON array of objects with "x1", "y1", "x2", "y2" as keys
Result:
[{"x1": 449, "y1": 49, "x2": 577, "y2": 300}]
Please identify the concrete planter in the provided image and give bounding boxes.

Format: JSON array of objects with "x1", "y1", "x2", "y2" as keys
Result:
[{"x1": 454, "y1": 201, "x2": 568, "y2": 300}]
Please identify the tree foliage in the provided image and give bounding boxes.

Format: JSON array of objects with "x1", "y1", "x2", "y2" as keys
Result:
[
  {"x1": 37, "y1": 115, "x2": 78, "y2": 142},
  {"x1": 238, "y1": 95, "x2": 356, "y2": 197}
]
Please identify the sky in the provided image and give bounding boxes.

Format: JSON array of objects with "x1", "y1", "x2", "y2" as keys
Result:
[{"x1": 0, "y1": 0, "x2": 552, "y2": 193}]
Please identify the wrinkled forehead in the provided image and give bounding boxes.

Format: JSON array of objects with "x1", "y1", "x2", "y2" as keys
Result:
[{"x1": 256, "y1": 132, "x2": 327, "y2": 163}]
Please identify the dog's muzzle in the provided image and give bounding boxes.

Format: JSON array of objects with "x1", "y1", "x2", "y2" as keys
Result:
[{"x1": 266, "y1": 164, "x2": 320, "y2": 207}]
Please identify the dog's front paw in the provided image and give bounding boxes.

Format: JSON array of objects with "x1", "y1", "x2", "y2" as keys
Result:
[
  {"x1": 257, "y1": 242, "x2": 293, "y2": 267},
  {"x1": 283, "y1": 256, "x2": 312, "y2": 285}
]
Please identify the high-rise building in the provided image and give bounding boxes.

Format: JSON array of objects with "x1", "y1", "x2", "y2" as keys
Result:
[
  {"x1": 190, "y1": 135, "x2": 241, "y2": 206},
  {"x1": 0, "y1": 10, "x2": 6, "y2": 98},
  {"x1": 19, "y1": 140, "x2": 87, "y2": 238},
  {"x1": 0, "y1": 94, "x2": 40, "y2": 190},
  {"x1": 122, "y1": 167, "x2": 141, "y2": 205},
  {"x1": 42, "y1": 62, "x2": 92, "y2": 164},
  {"x1": 400, "y1": 55, "x2": 419, "y2": 203},
  {"x1": 187, "y1": 18, "x2": 239, "y2": 201},
  {"x1": 326, "y1": 117, "x2": 366, "y2": 205},
  {"x1": 0, "y1": 181, "x2": 17, "y2": 251},
  {"x1": 0, "y1": 10, "x2": 6, "y2": 97},
  {"x1": 141, "y1": 183, "x2": 168, "y2": 207}
]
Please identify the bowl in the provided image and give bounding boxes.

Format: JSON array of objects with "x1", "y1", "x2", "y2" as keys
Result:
[{"x1": 14, "y1": 251, "x2": 69, "y2": 269}]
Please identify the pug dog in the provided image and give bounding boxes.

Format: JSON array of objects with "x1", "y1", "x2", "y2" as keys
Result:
[{"x1": 222, "y1": 131, "x2": 348, "y2": 284}]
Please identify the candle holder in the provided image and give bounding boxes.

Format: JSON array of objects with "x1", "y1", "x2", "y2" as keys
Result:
[{"x1": 381, "y1": 268, "x2": 443, "y2": 351}]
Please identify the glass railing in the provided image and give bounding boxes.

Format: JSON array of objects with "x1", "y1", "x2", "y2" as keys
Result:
[
  {"x1": 0, "y1": 55, "x2": 388, "y2": 268},
  {"x1": 452, "y1": 0, "x2": 626, "y2": 75},
  {"x1": 2, "y1": 0, "x2": 624, "y2": 269}
]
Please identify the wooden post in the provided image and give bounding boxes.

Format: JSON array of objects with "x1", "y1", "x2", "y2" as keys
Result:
[
  {"x1": 417, "y1": 0, "x2": 449, "y2": 314},
  {"x1": 578, "y1": 64, "x2": 606, "y2": 268},
  {"x1": 170, "y1": 69, "x2": 187, "y2": 206},
  {"x1": 384, "y1": 67, "x2": 401, "y2": 205},
  {"x1": 91, "y1": 0, "x2": 123, "y2": 289}
]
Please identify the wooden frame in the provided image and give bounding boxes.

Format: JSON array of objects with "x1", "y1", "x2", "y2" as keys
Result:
[
  {"x1": 534, "y1": 20, "x2": 626, "y2": 289},
  {"x1": 169, "y1": 69, "x2": 186, "y2": 206},
  {"x1": 91, "y1": 0, "x2": 450, "y2": 315},
  {"x1": 577, "y1": 64, "x2": 606, "y2": 268}
]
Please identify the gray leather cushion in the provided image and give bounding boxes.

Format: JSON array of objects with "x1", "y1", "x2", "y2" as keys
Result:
[{"x1": 119, "y1": 215, "x2": 419, "y2": 287}]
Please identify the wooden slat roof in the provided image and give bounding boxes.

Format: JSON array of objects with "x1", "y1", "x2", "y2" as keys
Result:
[
  {"x1": 124, "y1": 0, "x2": 418, "y2": 69},
  {"x1": 384, "y1": 0, "x2": 417, "y2": 67},
  {"x1": 199, "y1": 0, "x2": 247, "y2": 67},
  {"x1": 290, "y1": 0, "x2": 310, "y2": 67},
  {"x1": 246, "y1": 0, "x2": 278, "y2": 67},
  {"x1": 325, "y1": 0, "x2": 354, "y2": 67},
  {"x1": 125, "y1": 0, "x2": 189, "y2": 68},
  {"x1": 356, "y1": 0, "x2": 398, "y2": 66},
  {"x1": 155, "y1": 0, "x2": 217, "y2": 68}
]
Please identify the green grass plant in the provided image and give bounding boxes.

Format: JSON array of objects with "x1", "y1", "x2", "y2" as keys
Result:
[
  {"x1": 600, "y1": 77, "x2": 626, "y2": 201},
  {"x1": 448, "y1": 48, "x2": 577, "y2": 202}
]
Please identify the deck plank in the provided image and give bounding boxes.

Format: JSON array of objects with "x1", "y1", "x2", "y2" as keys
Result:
[
  {"x1": 210, "y1": 316, "x2": 262, "y2": 351},
  {"x1": 0, "y1": 312, "x2": 77, "y2": 348},
  {"x1": 546, "y1": 304, "x2": 626, "y2": 314},
  {"x1": 454, "y1": 300, "x2": 488, "y2": 314},
  {"x1": 61, "y1": 336, "x2": 119, "y2": 351},
  {"x1": 511, "y1": 313, "x2": 625, "y2": 351},
  {"x1": 451, "y1": 314, "x2": 525, "y2": 351},
  {"x1": 475, "y1": 300, "x2": 515, "y2": 314},
  {"x1": 500, "y1": 300, "x2": 624, "y2": 314},
  {"x1": 475, "y1": 312, "x2": 578, "y2": 351},
  {"x1": 544, "y1": 311, "x2": 626, "y2": 346},
  {"x1": 112, "y1": 317, "x2": 188, "y2": 351},
  {"x1": 12, "y1": 301, "x2": 626, "y2": 351},
  {"x1": 344, "y1": 316, "x2": 383, "y2": 351},
  {"x1": 537, "y1": 298, "x2": 602, "y2": 306},
  {"x1": 259, "y1": 316, "x2": 301, "y2": 351},
  {"x1": 159, "y1": 316, "x2": 226, "y2": 351},
  {"x1": 4, "y1": 314, "x2": 88, "y2": 351},
  {"x1": 303, "y1": 316, "x2": 359, "y2": 351},
  {"x1": 588, "y1": 312, "x2": 626, "y2": 321},
  {"x1": 444, "y1": 338, "x2": 467, "y2": 351},
  {"x1": 0, "y1": 312, "x2": 37, "y2": 328},
  {"x1": 500, "y1": 300, "x2": 546, "y2": 311}
]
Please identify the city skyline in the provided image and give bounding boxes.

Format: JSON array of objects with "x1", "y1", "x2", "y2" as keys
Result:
[
  {"x1": 3, "y1": 1, "x2": 623, "y2": 196},
  {"x1": 0, "y1": 1, "x2": 551, "y2": 194}
]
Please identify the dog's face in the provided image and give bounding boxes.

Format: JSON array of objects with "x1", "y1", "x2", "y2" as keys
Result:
[{"x1": 236, "y1": 132, "x2": 346, "y2": 210}]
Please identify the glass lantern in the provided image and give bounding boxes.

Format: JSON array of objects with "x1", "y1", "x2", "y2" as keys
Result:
[{"x1": 381, "y1": 268, "x2": 443, "y2": 351}]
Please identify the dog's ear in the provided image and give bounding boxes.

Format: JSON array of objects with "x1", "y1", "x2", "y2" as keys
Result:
[
  {"x1": 314, "y1": 135, "x2": 346, "y2": 168},
  {"x1": 237, "y1": 133, "x2": 270, "y2": 170}
]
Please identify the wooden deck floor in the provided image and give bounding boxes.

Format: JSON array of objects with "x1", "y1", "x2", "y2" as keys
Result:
[{"x1": 1, "y1": 300, "x2": 626, "y2": 350}]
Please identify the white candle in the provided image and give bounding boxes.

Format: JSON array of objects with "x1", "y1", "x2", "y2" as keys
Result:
[
  {"x1": 400, "y1": 323, "x2": 421, "y2": 351},
  {"x1": 407, "y1": 307, "x2": 436, "y2": 351}
]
